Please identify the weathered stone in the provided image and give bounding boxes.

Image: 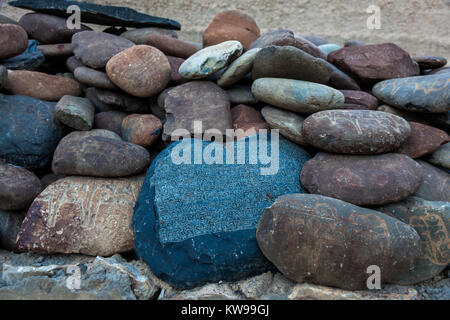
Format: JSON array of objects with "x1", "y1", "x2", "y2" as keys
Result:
[
  {"x1": 230, "y1": 104, "x2": 268, "y2": 139},
  {"x1": 302, "y1": 110, "x2": 411, "y2": 154},
  {"x1": 251, "y1": 78, "x2": 345, "y2": 114},
  {"x1": 121, "y1": 114, "x2": 162, "y2": 147},
  {"x1": 227, "y1": 86, "x2": 258, "y2": 105},
  {"x1": 72, "y1": 31, "x2": 135, "y2": 69},
  {"x1": 144, "y1": 34, "x2": 199, "y2": 58},
  {"x1": 252, "y1": 46, "x2": 330, "y2": 84},
  {"x1": 162, "y1": 81, "x2": 232, "y2": 141},
  {"x1": 87, "y1": 87, "x2": 150, "y2": 113},
  {"x1": 37, "y1": 43, "x2": 73, "y2": 57},
  {"x1": 9, "y1": 0, "x2": 181, "y2": 29},
  {"x1": 94, "y1": 111, "x2": 127, "y2": 136},
  {"x1": 0, "y1": 94, "x2": 66, "y2": 169},
  {"x1": 327, "y1": 43, "x2": 418, "y2": 84},
  {"x1": 339, "y1": 90, "x2": 379, "y2": 110},
  {"x1": 74, "y1": 66, "x2": 117, "y2": 90},
  {"x1": 318, "y1": 43, "x2": 341, "y2": 55},
  {"x1": 132, "y1": 134, "x2": 311, "y2": 288},
  {"x1": 300, "y1": 152, "x2": 423, "y2": 206},
  {"x1": 0, "y1": 211, "x2": 25, "y2": 251},
  {"x1": 121, "y1": 27, "x2": 178, "y2": 44},
  {"x1": 396, "y1": 122, "x2": 450, "y2": 158},
  {"x1": 61, "y1": 129, "x2": 122, "y2": 141},
  {"x1": 256, "y1": 194, "x2": 421, "y2": 290},
  {"x1": 84, "y1": 87, "x2": 114, "y2": 113},
  {"x1": 0, "y1": 24, "x2": 28, "y2": 60},
  {"x1": 52, "y1": 132, "x2": 150, "y2": 177},
  {"x1": 425, "y1": 142, "x2": 450, "y2": 170},
  {"x1": 261, "y1": 106, "x2": 307, "y2": 146},
  {"x1": 6, "y1": 70, "x2": 82, "y2": 101},
  {"x1": 377, "y1": 105, "x2": 427, "y2": 123},
  {"x1": 413, "y1": 56, "x2": 447, "y2": 70},
  {"x1": 0, "y1": 164, "x2": 41, "y2": 211},
  {"x1": 326, "y1": 62, "x2": 361, "y2": 91},
  {"x1": 0, "y1": 65, "x2": 7, "y2": 89},
  {"x1": 203, "y1": 10, "x2": 260, "y2": 50},
  {"x1": 372, "y1": 74, "x2": 450, "y2": 113},
  {"x1": 66, "y1": 56, "x2": 83, "y2": 73},
  {"x1": 167, "y1": 56, "x2": 187, "y2": 84},
  {"x1": 217, "y1": 48, "x2": 261, "y2": 88},
  {"x1": 377, "y1": 197, "x2": 450, "y2": 284},
  {"x1": 55, "y1": 95, "x2": 95, "y2": 131},
  {"x1": 0, "y1": 39, "x2": 44, "y2": 71},
  {"x1": 106, "y1": 45, "x2": 170, "y2": 98},
  {"x1": 413, "y1": 160, "x2": 450, "y2": 202},
  {"x1": 179, "y1": 40, "x2": 243, "y2": 79},
  {"x1": 19, "y1": 13, "x2": 90, "y2": 44},
  {"x1": 40, "y1": 173, "x2": 65, "y2": 189},
  {"x1": 164, "y1": 283, "x2": 242, "y2": 300}
]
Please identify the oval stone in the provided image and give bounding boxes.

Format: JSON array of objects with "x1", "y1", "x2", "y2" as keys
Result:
[
  {"x1": 425, "y1": 142, "x2": 450, "y2": 169},
  {"x1": 106, "y1": 45, "x2": 171, "y2": 98},
  {"x1": 413, "y1": 160, "x2": 450, "y2": 202},
  {"x1": 144, "y1": 33, "x2": 199, "y2": 59},
  {"x1": 55, "y1": 95, "x2": 95, "y2": 131},
  {"x1": 120, "y1": 27, "x2": 178, "y2": 44},
  {"x1": 0, "y1": 24, "x2": 28, "y2": 60},
  {"x1": 252, "y1": 78, "x2": 344, "y2": 114},
  {"x1": 256, "y1": 194, "x2": 421, "y2": 290},
  {"x1": 302, "y1": 110, "x2": 411, "y2": 154},
  {"x1": 74, "y1": 66, "x2": 117, "y2": 90},
  {"x1": 300, "y1": 152, "x2": 423, "y2": 206},
  {"x1": 339, "y1": 90, "x2": 379, "y2": 110},
  {"x1": 0, "y1": 164, "x2": 42, "y2": 211},
  {"x1": 261, "y1": 106, "x2": 307, "y2": 146},
  {"x1": 52, "y1": 132, "x2": 150, "y2": 177},
  {"x1": 94, "y1": 111, "x2": 127, "y2": 136},
  {"x1": 121, "y1": 114, "x2": 162, "y2": 147},
  {"x1": 217, "y1": 48, "x2": 261, "y2": 88}
]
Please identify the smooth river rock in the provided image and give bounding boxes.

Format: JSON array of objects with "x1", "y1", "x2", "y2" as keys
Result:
[
  {"x1": 413, "y1": 56, "x2": 447, "y2": 70},
  {"x1": 144, "y1": 34, "x2": 199, "y2": 59},
  {"x1": 413, "y1": 160, "x2": 449, "y2": 202},
  {"x1": 121, "y1": 114, "x2": 162, "y2": 147},
  {"x1": 230, "y1": 104, "x2": 269, "y2": 138},
  {"x1": 86, "y1": 87, "x2": 150, "y2": 113},
  {"x1": 55, "y1": 95, "x2": 95, "y2": 131},
  {"x1": 217, "y1": 48, "x2": 261, "y2": 88},
  {"x1": 74, "y1": 66, "x2": 117, "y2": 90},
  {"x1": 302, "y1": 110, "x2": 411, "y2": 154},
  {"x1": 425, "y1": 142, "x2": 450, "y2": 170},
  {"x1": 261, "y1": 106, "x2": 307, "y2": 146},
  {"x1": 120, "y1": 27, "x2": 178, "y2": 44},
  {"x1": 256, "y1": 194, "x2": 421, "y2": 290},
  {"x1": 0, "y1": 24, "x2": 28, "y2": 60},
  {"x1": 300, "y1": 152, "x2": 423, "y2": 206},
  {"x1": 94, "y1": 111, "x2": 127, "y2": 136},
  {"x1": 252, "y1": 78, "x2": 344, "y2": 114},
  {"x1": 339, "y1": 90, "x2": 379, "y2": 110}
]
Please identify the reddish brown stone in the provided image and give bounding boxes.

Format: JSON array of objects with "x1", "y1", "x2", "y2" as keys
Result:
[
  {"x1": 412, "y1": 56, "x2": 447, "y2": 70},
  {"x1": 17, "y1": 175, "x2": 144, "y2": 256},
  {"x1": 203, "y1": 10, "x2": 260, "y2": 50},
  {"x1": 339, "y1": 90, "x2": 379, "y2": 110},
  {"x1": 144, "y1": 33, "x2": 199, "y2": 59},
  {"x1": 94, "y1": 111, "x2": 127, "y2": 136},
  {"x1": 256, "y1": 194, "x2": 421, "y2": 290},
  {"x1": 300, "y1": 152, "x2": 423, "y2": 206},
  {"x1": 167, "y1": 56, "x2": 188, "y2": 84},
  {"x1": 327, "y1": 43, "x2": 419, "y2": 84},
  {"x1": 0, "y1": 24, "x2": 28, "y2": 59},
  {"x1": 396, "y1": 122, "x2": 450, "y2": 158},
  {"x1": 231, "y1": 104, "x2": 269, "y2": 139},
  {"x1": 106, "y1": 45, "x2": 171, "y2": 98},
  {"x1": 121, "y1": 114, "x2": 162, "y2": 147},
  {"x1": 6, "y1": 70, "x2": 82, "y2": 101}
]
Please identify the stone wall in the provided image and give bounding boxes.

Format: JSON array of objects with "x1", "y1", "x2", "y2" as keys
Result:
[{"x1": 1, "y1": 0, "x2": 449, "y2": 59}]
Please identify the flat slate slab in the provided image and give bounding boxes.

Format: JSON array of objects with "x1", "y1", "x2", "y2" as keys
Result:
[{"x1": 9, "y1": 0, "x2": 181, "y2": 29}]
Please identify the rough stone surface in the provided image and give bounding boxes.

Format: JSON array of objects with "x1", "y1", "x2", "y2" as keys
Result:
[
  {"x1": 0, "y1": 164, "x2": 41, "y2": 212},
  {"x1": 120, "y1": 27, "x2": 178, "y2": 44},
  {"x1": 339, "y1": 90, "x2": 379, "y2": 110},
  {"x1": 55, "y1": 95, "x2": 95, "y2": 131},
  {"x1": 252, "y1": 46, "x2": 330, "y2": 84},
  {"x1": 252, "y1": 78, "x2": 345, "y2": 114},
  {"x1": 133, "y1": 134, "x2": 311, "y2": 289},
  {"x1": 377, "y1": 197, "x2": 450, "y2": 284},
  {"x1": 17, "y1": 175, "x2": 144, "y2": 256},
  {"x1": 372, "y1": 74, "x2": 450, "y2": 113},
  {"x1": 217, "y1": 48, "x2": 260, "y2": 88},
  {"x1": 72, "y1": 31, "x2": 135, "y2": 69},
  {"x1": 86, "y1": 87, "x2": 150, "y2": 113},
  {"x1": 121, "y1": 114, "x2": 162, "y2": 147},
  {"x1": 106, "y1": 45, "x2": 171, "y2": 98},
  {"x1": 301, "y1": 152, "x2": 423, "y2": 206},
  {"x1": 256, "y1": 194, "x2": 421, "y2": 290},
  {"x1": 6, "y1": 70, "x2": 82, "y2": 101},
  {"x1": 302, "y1": 110, "x2": 411, "y2": 154},
  {"x1": 396, "y1": 122, "x2": 450, "y2": 158},
  {"x1": 74, "y1": 66, "x2": 117, "y2": 90},
  {"x1": 0, "y1": 94, "x2": 66, "y2": 169},
  {"x1": 0, "y1": 40, "x2": 44, "y2": 71},
  {"x1": 413, "y1": 160, "x2": 450, "y2": 202},
  {"x1": 144, "y1": 34, "x2": 199, "y2": 59},
  {"x1": 425, "y1": 142, "x2": 450, "y2": 170},
  {"x1": 0, "y1": 24, "x2": 28, "y2": 60},
  {"x1": 327, "y1": 43, "x2": 418, "y2": 84},
  {"x1": 0, "y1": 211, "x2": 25, "y2": 251},
  {"x1": 94, "y1": 111, "x2": 127, "y2": 136},
  {"x1": 261, "y1": 106, "x2": 306, "y2": 146},
  {"x1": 203, "y1": 10, "x2": 260, "y2": 50},
  {"x1": 52, "y1": 131, "x2": 150, "y2": 177}
]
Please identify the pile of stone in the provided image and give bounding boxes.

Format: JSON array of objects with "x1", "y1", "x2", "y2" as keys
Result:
[{"x1": 0, "y1": 0, "x2": 449, "y2": 300}]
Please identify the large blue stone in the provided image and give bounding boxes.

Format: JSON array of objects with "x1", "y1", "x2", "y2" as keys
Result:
[
  {"x1": 132, "y1": 134, "x2": 311, "y2": 289},
  {"x1": 0, "y1": 94, "x2": 66, "y2": 169}
]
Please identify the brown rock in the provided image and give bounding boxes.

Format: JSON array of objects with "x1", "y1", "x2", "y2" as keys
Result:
[
  {"x1": 37, "y1": 43, "x2": 73, "y2": 57},
  {"x1": 0, "y1": 24, "x2": 28, "y2": 60},
  {"x1": 413, "y1": 56, "x2": 447, "y2": 70},
  {"x1": 6, "y1": 70, "x2": 82, "y2": 101},
  {"x1": 94, "y1": 111, "x2": 127, "y2": 136},
  {"x1": 300, "y1": 152, "x2": 423, "y2": 206},
  {"x1": 0, "y1": 164, "x2": 41, "y2": 211},
  {"x1": 256, "y1": 194, "x2": 421, "y2": 290},
  {"x1": 413, "y1": 160, "x2": 450, "y2": 202},
  {"x1": 106, "y1": 45, "x2": 171, "y2": 98},
  {"x1": 121, "y1": 114, "x2": 162, "y2": 147},
  {"x1": 167, "y1": 56, "x2": 188, "y2": 84},
  {"x1": 339, "y1": 90, "x2": 379, "y2": 110},
  {"x1": 396, "y1": 122, "x2": 450, "y2": 158},
  {"x1": 17, "y1": 175, "x2": 144, "y2": 256},
  {"x1": 327, "y1": 43, "x2": 418, "y2": 84},
  {"x1": 144, "y1": 33, "x2": 199, "y2": 59},
  {"x1": 302, "y1": 110, "x2": 411, "y2": 154},
  {"x1": 120, "y1": 27, "x2": 178, "y2": 44},
  {"x1": 231, "y1": 104, "x2": 269, "y2": 139},
  {"x1": 203, "y1": 10, "x2": 260, "y2": 50}
]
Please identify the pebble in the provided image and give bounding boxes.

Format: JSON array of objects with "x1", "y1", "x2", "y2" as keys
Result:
[
  {"x1": 256, "y1": 194, "x2": 421, "y2": 290},
  {"x1": 413, "y1": 160, "x2": 450, "y2": 202},
  {"x1": 66, "y1": 56, "x2": 84, "y2": 73},
  {"x1": 230, "y1": 104, "x2": 269, "y2": 139},
  {"x1": 37, "y1": 43, "x2": 73, "y2": 57},
  {"x1": 178, "y1": 40, "x2": 243, "y2": 79},
  {"x1": 55, "y1": 95, "x2": 95, "y2": 131},
  {"x1": 144, "y1": 33, "x2": 199, "y2": 59},
  {"x1": 94, "y1": 111, "x2": 127, "y2": 136},
  {"x1": 261, "y1": 106, "x2": 307, "y2": 146},
  {"x1": 425, "y1": 142, "x2": 450, "y2": 169},
  {"x1": 226, "y1": 86, "x2": 258, "y2": 105},
  {"x1": 121, "y1": 114, "x2": 162, "y2": 147},
  {"x1": 412, "y1": 56, "x2": 447, "y2": 70},
  {"x1": 86, "y1": 87, "x2": 150, "y2": 113},
  {"x1": 106, "y1": 45, "x2": 171, "y2": 98},
  {"x1": 74, "y1": 66, "x2": 118, "y2": 90},
  {"x1": 217, "y1": 48, "x2": 261, "y2": 88},
  {"x1": 0, "y1": 24, "x2": 28, "y2": 60},
  {"x1": 302, "y1": 110, "x2": 411, "y2": 154},
  {"x1": 301, "y1": 35, "x2": 328, "y2": 46},
  {"x1": 203, "y1": 10, "x2": 260, "y2": 50},
  {"x1": 167, "y1": 56, "x2": 188, "y2": 84},
  {"x1": 326, "y1": 62, "x2": 361, "y2": 90},
  {"x1": 339, "y1": 90, "x2": 379, "y2": 110},
  {"x1": 300, "y1": 152, "x2": 423, "y2": 206},
  {"x1": 251, "y1": 78, "x2": 345, "y2": 114},
  {"x1": 120, "y1": 27, "x2": 178, "y2": 44}
]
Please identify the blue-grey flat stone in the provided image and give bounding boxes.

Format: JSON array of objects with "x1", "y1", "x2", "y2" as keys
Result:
[
  {"x1": 132, "y1": 134, "x2": 311, "y2": 289},
  {"x1": 0, "y1": 40, "x2": 44, "y2": 71}
]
